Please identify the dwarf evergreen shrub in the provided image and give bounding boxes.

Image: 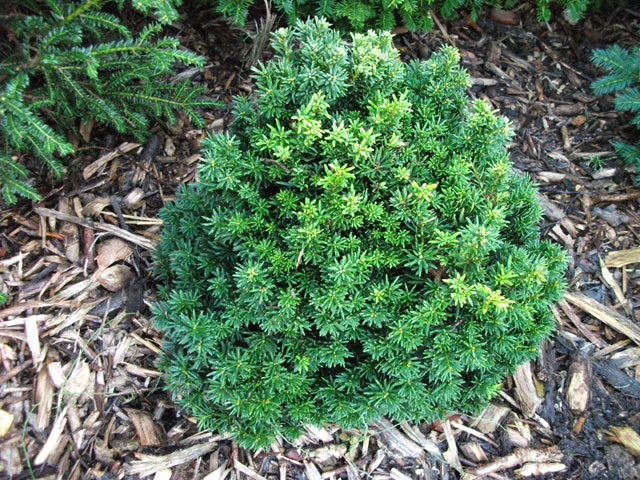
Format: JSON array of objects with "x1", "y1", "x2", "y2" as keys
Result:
[
  {"x1": 152, "y1": 18, "x2": 567, "y2": 448},
  {"x1": 0, "y1": 1, "x2": 217, "y2": 204},
  {"x1": 592, "y1": 38, "x2": 640, "y2": 183}
]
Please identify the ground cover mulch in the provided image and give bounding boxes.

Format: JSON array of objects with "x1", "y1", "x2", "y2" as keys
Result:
[{"x1": 1, "y1": 2, "x2": 640, "y2": 479}]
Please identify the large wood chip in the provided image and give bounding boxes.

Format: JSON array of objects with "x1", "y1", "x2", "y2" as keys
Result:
[
  {"x1": 605, "y1": 248, "x2": 640, "y2": 268},
  {"x1": 506, "y1": 420, "x2": 532, "y2": 449},
  {"x1": 202, "y1": 465, "x2": 228, "y2": 480},
  {"x1": 97, "y1": 238, "x2": 133, "y2": 270},
  {"x1": 66, "y1": 360, "x2": 91, "y2": 397},
  {"x1": 554, "y1": 102, "x2": 583, "y2": 116},
  {"x1": 607, "y1": 426, "x2": 640, "y2": 456},
  {"x1": 34, "y1": 406, "x2": 68, "y2": 465},
  {"x1": 82, "y1": 197, "x2": 111, "y2": 217},
  {"x1": 35, "y1": 365, "x2": 54, "y2": 431},
  {"x1": 153, "y1": 470, "x2": 172, "y2": 480},
  {"x1": 98, "y1": 264, "x2": 134, "y2": 292},
  {"x1": 468, "y1": 446, "x2": 563, "y2": 477},
  {"x1": 235, "y1": 460, "x2": 269, "y2": 480},
  {"x1": 308, "y1": 444, "x2": 347, "y2": 465},
  {"x1": 125, "y1": 409, "x2": 166, "y2": 447},
  {"x1": 25, "y1": 316, "x2": 42, "y2": 365},
  {"x1": 127, "y1": 439, "x2": 222, "y2": 476},
  {"x1": 515, "y1": 462, "x2": 567, "y2": 477},
  {"x1": 513, "y1": 362, "x2": 542, "y2": 418},
  {"x1": 592, "y1": 360, "x2": 640, "y2": 398},
  {"x1": 600, "y1": 259, "x2": 627, "y2": 307},
  {"x1": 611, "y1": 348, "x2": 640, "y2": 370},
  {"x1": 490, "y1": 8, "x2": 520, "y2": 24},
  {"x1": 537, "y1": 193, "x2": 565, "y2": 221},
  {"x1": 390, "y1": 468, "x2": 414, "y2": 480},
  {"x1": 443, "y1": 419, "x2": 463, "y2": 474},
  {"x1": 472, "y1": 403, "x2": 511, "y2": 434},
  {"x1": 555, "y1": 301, "x2": 606, "y2": 347},
  {"x1": 59, "y1": 197, "x2": 80, "y2": 263},
  {"x1": 48, "y1": 361, "x2": 66, "y2": 388},
  {"x1": 0, "y1": 409, "x2": 14, "y2": 436},
  {"x1": 0, "y1": 445, "x2": 22, "y2": 475},
  {"x1": 460, "y1": 441, "x2": 488, "y2": 463},
  {"x1": 566, "y1": 355, "x2": 592, "y2": 413},
  {"x1": 565, "y1": 292, "x2": 640, "y2": 346},
  {"x1": 399, "y1": 421, "x2": 441, "y2": 456},
  {"x1": 304, "y1": 424, "x2": 334, "y2": 443},
  {"x1": 303, "y1": 461, "x2": 323, "y2": 480},
  {"x1": 371, "y1": 417, "x2": 424, "y2": 459}
]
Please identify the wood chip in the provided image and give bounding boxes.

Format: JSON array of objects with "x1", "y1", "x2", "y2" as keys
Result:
[
  {"x1": 592, "y1": 360, "x2": 640, "y2": 397},
  {"x1": 35, "y1": 365, "x2": 54, "y2": 431},
  {"x1": 593, "y1": 206, "x2": 632, "y2": 226},
  {"x1": 98, "y1": 264, "x2": 134, "y2": 292},
  {"x1": 66, "y1": 360, "x2": 91, "y2": 397},
  {"x1": 371, "y1": 417, "x2": 424, "y2": 459},
  {"x1": 472, "y1": 403, "x2": 511, "y2": 434},
  {"x1": 443, "y1": 419, "x2": 463, "y2": 474},
  {"x1": 537, "y1": 171, "x2": 567, "y2": 182},
  {"x1": 82, "y1": 197, "x2": 111, "y2": 217},
  {"x1": 490, "y1": 8, "x2": 520, "y2": 24},
  {"x1": 97, "y1": 238, "x2": 133, "y2": 270},
  {"x1": 235, "y1": 460, "x2": 269, "y2": 480},
  {"x1": 515, "y1": 462, "x2": 567, "y2": 477},
  {"x1": 83, "y1": 142, "x2": 140, "y2": 180},
  {"x1": 506, "y1": 420, "x2": 531, "y2": 449},
  {"x1": 537, "y1": 193, "x2": 565, "y2": 221},
  {"x1": 48, "y1": 361, "x2": 66, "y2": 388},
  {"x1": 600, "y1": 259, "x2": 626, "y2": 308},
  {"x1": 468, "y1": 446, "x2": 563, "y2": 477},
  {"x1": 153, "y1": 470, "x2": 173, "y2": 480},
  {"x1": 513, "y1": 362, "x2": 542, "y2": 418},
  {"x1": 304, "y1": 424, "x2": 334, "y2": 443},
  {"x1": 25, "y1": 315, "x2": 41, "y2": 365},
  {"x1": 554, "y1": 102, "x2": 583, "y2": 116},
  {"x1": 308, "y1": 444, "x2": 347, "y2": 465},
  {"x1": 303, "y1": 461, "x2": 323, "y2": 480},
  {"x1": 555, "y1": 302, "x2": 606, "y2": 347},
  {"x1": 566, "y1": 355, "x2": 591, "y2": 413},
  {"x1": 0, "y1": 409, "x2": 14, "y2": 436},
  {"x1": 591, "y1": 168, "x2": 617, "y2": 180},
  {"x1": 607, "y1": 426, "x2": 640, "y2": 456},
  {"x1": 610, "y1": 348, "x2": 640, "y2": 369},
  {"x1": 565, "y1": 292, "x2": 640, "y2": 346},
  {"x1": 125, "y1": 409, "x2": 166, "y2": 447},
  {"x1": 460, "y1": 441, "x2": 488, "y2": 462},
  {"x1": 399, "y1": 421, "x2": 441, "y2": 456},
  {"x1": 202, "y1": 465, "x2": 228, "y2": 480},
  {"x1": 34, "y1": 406, "x2": 68, "y2": 465},
  {"x1": 390, "y1": 468, "x2": 413, "y2": 480},
  {"x1": 605, "y1": 248, "x2": 640, "y2": 268},
  {"x1": 127, "y1": 438, "x2": 222, "y2": 476}
]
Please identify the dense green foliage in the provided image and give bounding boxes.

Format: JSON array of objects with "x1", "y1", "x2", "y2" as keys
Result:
[
  {"x1": 592, "y1": 38, "x2": 640, "y2": 183},
  {"x1": 212, "y1": 0, "x2": 618, "y2": 32},
  {"x1": 0, "y1": 0, "x2": 217, "y2": 204},
  {"x1": 153, "y1": 19, "x2": 567, "y2": 448}
]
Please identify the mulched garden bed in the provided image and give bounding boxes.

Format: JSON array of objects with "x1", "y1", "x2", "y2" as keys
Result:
[{"x1": 1, "y1": 2, "x2": 639, "y2": 479}]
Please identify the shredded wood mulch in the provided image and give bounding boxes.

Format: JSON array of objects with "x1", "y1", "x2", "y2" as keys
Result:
[{"x1": 1, "y1": 3, "x2": 640, "y2": 479}]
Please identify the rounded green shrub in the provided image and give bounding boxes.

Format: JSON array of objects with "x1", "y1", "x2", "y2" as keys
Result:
[{"x1": 152, "y1": 18, "x2": 567, "y2": 448}]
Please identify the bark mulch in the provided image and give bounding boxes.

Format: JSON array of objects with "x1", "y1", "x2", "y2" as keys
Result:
[{"x1": 1, "y1": 3, "x2": 639, "y2": 479}]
